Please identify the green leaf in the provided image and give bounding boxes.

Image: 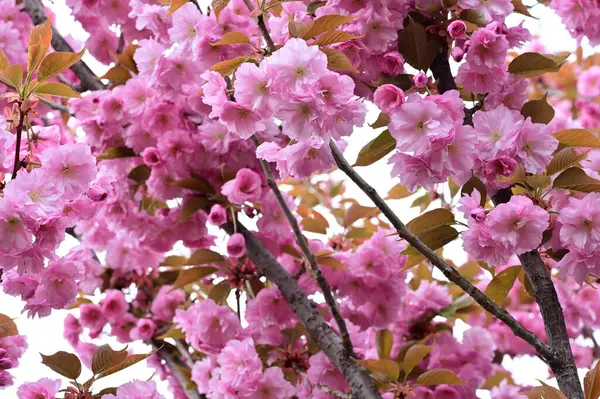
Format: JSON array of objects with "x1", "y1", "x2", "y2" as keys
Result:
[
  {"x1": 376, "y1": 329, "x2": 394, "y2": 359},
  {"x1": 0, "y1": 49, "x2": 9, "y2": 70},
  {"x1": 210, "y1": 56, "x2": 252, "y2": 76},
  {"x1": 459, "y1": 9, "x2": 487, "y2": 26},
  {"x1": 96, "y1": 353, "x2": 152, "y2": 379},
  {"x1": 28, "y1": 19, "x2": 53, "y2": 73},
  {"x1": 92, "y1": 345, "x2": 128, "y2": 376},
  {"x1": 35, "y1": 81, "x2": 80, "y2": 98},
  {"x1": 416, "y1": 368, "x2": 465, "y2": 386},
  {"x1": 99, "y1": 65, "x2": 131, "y2": 85},
  {"x1": 342, "y1": 203, "x2": 379, "y2": 227},
  {"x1": 584, "y1": 360, "x2": 600, "y2": 399},
  {"x1": 301, "y1": 15, "x2": 355, "y2": 40},
  {"x1": 357, "y1": 359, "x2": 400, "y2": 381},
  {"x1": 553, "y1": 128, "x2": 600, "y2": 148},
  {"x1": 523, "y1": 386, "x2": 568, "y2": 399},
  {"x1": 386, "y1": 184, "x2": 411, "y2": 200},
  {"x1": 169, "y1": 0, "x2": 189, "y2": 14},
  {"x1": 512, "y1": 0, "x2": 536, "y2": 17},
  {"x1": 302, "y1": 217, "x2": 328, "y2": 234},
  {"x1": 210, "y1": 31, "x2": 251, "y2": 46},
  {"x1": 508, "y1": 52, "x2": 570, "y2": 77},
  {"x1": 521, "y1": 94, "x2": 554, "y2": 124},
  {"x1": 484, "y1": 265, "x2": 521, "y2": 308},
  {"x1": 461, "y1": 175, "x2": 487, "y2": 206},
  {"x1": 179, "y1": 197, "x2": 209, "y2": 222},
  {"x1": 170, "y1": 266, "x2": 218, "y2": 291},
  {"x1": 403, "y1": 344, "x2": 433, "y2": 375},
  {"x1": 128, "y1": 165, "x2": 151, "y2": 184},
  {"x1": 406, "y1": 208, "x2": 455, "y2": 235},
  {"x1": 211, "y1": 0, "x2": 231, "y2": 21},
  {"x1": 312, "y1": 30, "x2": 363, "y2": 46},
  {"x1": 307, "y1": 1, "x2": 327, "y2": 14},
  {"x1": 546, "y1": 147, "x2": 588, "y2": 176},
  {"x1": 0, "y1": 314, "x2": 18, "y2": 338},
  {"x1": 397, "y1": 18, "x2": 441, "y2": 71},
  {"x1": 553, "y1": 167, "x2": 600, "y2": 193},
  {"x1": 321, "y1": 47, "x2": 359, "y2": 73},
  {"x1": 140, "y1": 196, "x2": 168, "y2": 216},
  {"x1": 156, "y1": 326, "x2": 185, "y2": 341},
  {"x1": 166, "y1": 176, "x2": 215, "y2": 193},
  {"x1": 97, "y1": 146, "x2": 136, "y2": 161},
  {"x1": 208, "y1": 281, "x2": 232, "y2": 305},
  {"x1": 317, "y1": 256, "x2": 347, "y2": 271},
  {"x1": 41, "y1": 351, "x2": 82, "y2": 380},
  {"x1": 353, "y1": 130, "x2": 396, "y2": 167},
  {"x1": 189, "y1": 249, "x2": 225, "y2": 264},
  {"x1": 403, "y1": 225, "x2": 459, "y2": 256},
  {"x1": 370, "y1": 112, "x2": 390, "y2": 129},
  {"x1": 37, "y1": 48, "x2": 85, "y2": 82},
  {"x1": 0, "y1": 64, "x2": 23, "y2": 88}
]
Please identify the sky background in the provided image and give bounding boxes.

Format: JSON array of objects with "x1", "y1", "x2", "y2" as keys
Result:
[{"x1": 0, "y1": 0, "x2": 598, "y2": 397}]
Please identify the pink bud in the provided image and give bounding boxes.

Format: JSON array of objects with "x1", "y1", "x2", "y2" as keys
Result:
[
  {"x1": 447, "y1": 20, "x2": 467, "y2": 39},
  {"x1": 141, "y1": 147, "x2": 162, "y2": 167},
  {"x1": 0, "y1": 359, "x2": 12, "y2": 370},
  {"x1": 227, "y1": 233, "x2": 246, "y2": 258},
  {"x1": 413, "y1": 72, "x2": 429, "y2": 89},
  {"x1": 87, "y1": 185, "x2": 107, "y2": 202},
  {"x1": 130, "y1": 318, "x2": 156, "y2": 341},
  {"x1": 451, "y1": 46, "x2": 464, "y2": 62},
  {"x1": 208, "y1": 204, "x2": 228, "y2": 226}
]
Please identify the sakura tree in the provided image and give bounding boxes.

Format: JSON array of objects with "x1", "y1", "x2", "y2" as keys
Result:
[{"x1": 1, "y1": 0, "x2": 600, "y2": 398}]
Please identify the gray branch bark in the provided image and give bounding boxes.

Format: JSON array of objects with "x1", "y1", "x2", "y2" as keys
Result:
[
  {"x1": 493, "y1": 191, "x2": 583, "y2": 399},
  {"x1": 22, "y1": 0, "x2": 106, "y2": 92},
  {"x1": 329, "y1": 141, "x2": 555, "y2": 363},
  {"x1": 223, "y1": 222, "x2": 382, "y2": 399}
]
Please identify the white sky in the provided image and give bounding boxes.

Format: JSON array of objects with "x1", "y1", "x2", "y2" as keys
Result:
[{"x1": 0, "y1": 0, "x2": 598, "y2": 398}]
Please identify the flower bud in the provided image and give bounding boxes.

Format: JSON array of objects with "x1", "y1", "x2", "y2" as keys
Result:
[
  {"x1": 87, "y1": 185, "x2": 108, "y2": 202},
  {"x1": 447, "y1": 20, "x2": 467, "y2": 39},
  {"x1": 141, "y1": 147, "x2": 162, "y2": 167},
  {"x1": 413, "y1": 72, "x2": 429, "y2": 89},
  {"x1": 451, "y1": 46, "x2": 464, "y2": 62},
  {"x1": 227, "y1": 233, "x2": 246, "y2": 258},
  {"x1": 208, "y1": 204, "x2": 228, "y2": 226}
]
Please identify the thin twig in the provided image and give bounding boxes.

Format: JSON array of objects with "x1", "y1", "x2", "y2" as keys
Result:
[
  {"x1": 242, "y1": 0, "x2": 277, "y2": 53},
  {"x1": 223, "y1": 221, "x2": 382, "y2": 399},
  {"x1": 328, "y1": 140, "x2": 555, "y2": 364},
  {"x1": 11, "y1": 110, "x2": 26, "y2": 179},
  {"x1": 151, "y1": 341, "x2": 203, "y2": 399},
  {"x1": 251, "y1": 136, "x2": 355, "y2": 357},
  {"x1": 38, "y1": 97, "x2": 72, "y2": 115}
]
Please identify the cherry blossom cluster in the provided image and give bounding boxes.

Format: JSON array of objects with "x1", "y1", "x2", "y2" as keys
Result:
[
  {"x1": 0, "y1": 335, "x2": 26, "y2": 388},
  {"x1": 0, "y1": 130, "x2": 109, "y2": 317},
  {"x1": 550, "y1": 0, "x2": 600, "y2": 45}
]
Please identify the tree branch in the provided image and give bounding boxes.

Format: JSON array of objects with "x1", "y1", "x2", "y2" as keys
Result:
[
  {"x1": 328, "y1": 140, "x2": 555, "y2": 364},
  {"x1": 22, "y1": 0, "x2": 106, "y2": 92},
  {"x1": 252, "y1": 137, "x2": 354, "y2": 356},
  {"x1": 222, "y1": 221, "x2": 382, "y2": 399},
  {"x1": 242, "y1": 0, "x2": 277, "y2": 53},
  {"x1": 11, "y1": 109, "x2": 26, "y2": 179},
  {"x1": 430, "y1": 46, "x2": 457, "y2": 94},
  {"x1": 152, "y1": 341, "x2": 204, "y2": 399},
  {"x1": 493, "y1": 189, "x2": 583, "y2": 399}
]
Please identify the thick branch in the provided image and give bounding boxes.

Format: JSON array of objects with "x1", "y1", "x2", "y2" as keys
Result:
[
  {"x1": 152, "y1": 341, "x2": 203, "y2": 399},
  {"x1": 252, "y1": 137, "x2": 354, "y2": 356},
  {"x1": 430, "y1": 46, "x2": 457, "y2": 94},
  {"x1": 493, "y1": 190, "x2": 583, "y2": 399},
  {"x1": 22, "y1": 0, "x2": 106, "y2": 92},
  {"x1": 329, "y1": 141, "x2": 555, "y2": 363},
  {"x1": 223, "y1": 222, "x2": 382, "y2": 399}
]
